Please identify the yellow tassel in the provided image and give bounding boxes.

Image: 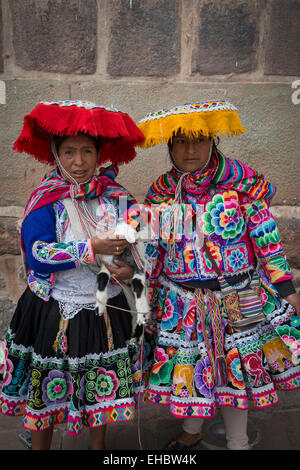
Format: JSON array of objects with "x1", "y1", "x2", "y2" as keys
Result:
[{"x1": 138, "y1": 109, "x2": 246, "y2": 148}]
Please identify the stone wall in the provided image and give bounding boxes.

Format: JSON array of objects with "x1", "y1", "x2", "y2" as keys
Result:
[{"x1": 0, "y1": 0, "x2": 300, "y2": 335}]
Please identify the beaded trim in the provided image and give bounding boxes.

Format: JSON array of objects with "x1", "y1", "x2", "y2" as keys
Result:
[
  {"x1": 139, "y1": 101, "x2": 238, "y2": 123},
  {"x1": 41, "y1": 100, "x2": 120, "y2": 113}
]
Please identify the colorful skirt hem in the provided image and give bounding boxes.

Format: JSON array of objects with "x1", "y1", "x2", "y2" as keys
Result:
[
  {"x1": 146, "y1": 273, "x2": 300, "y2": 419},
  {"x1": 0, "y1": 288, "x2": 152, "y2": 435}
]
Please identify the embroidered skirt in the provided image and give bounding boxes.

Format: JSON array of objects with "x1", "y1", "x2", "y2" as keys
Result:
[
  {"x1": 0, "y1": 288, "x2": 152, "y2": 435},
  {"x1": 147, "y1": 273, "x2": 300, "y2": 419}
]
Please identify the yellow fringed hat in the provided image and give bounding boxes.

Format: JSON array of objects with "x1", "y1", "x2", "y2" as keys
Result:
[{"x1": 138, "y1": 100, "x2": 246, "y2": 147}]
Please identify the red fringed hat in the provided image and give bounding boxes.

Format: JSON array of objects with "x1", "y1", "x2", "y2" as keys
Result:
[{"x1": 13, "y1": 100, "x2": 145, "y2": 165}]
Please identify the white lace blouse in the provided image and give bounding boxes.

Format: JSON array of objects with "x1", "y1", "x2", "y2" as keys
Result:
[{"x1": 51, "y1": 198, "x2": 121, "y2": 319}]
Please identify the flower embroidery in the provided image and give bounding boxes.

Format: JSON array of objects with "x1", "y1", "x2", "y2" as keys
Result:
[
  {"x1": 183, "y1": 244, "x2": 195, "y2": 270},
  {"x1": 151, "y1": 347, "x2": 173, "y2": 386},
  {"x1": 261, "y1": 288, "x2": 268, "y2": 307},
  {"x1": 42, "y1": 370, "x2": 71, "y2": 405},
  {"x1": 228, "y1": 248, "x2": 246, "y2": 270},
  {"x1": 204, "y1": 192, "x2": 246, "y2": 244},
  {"x1": 261, "y1": 287, "x2": 275, "y2": 315},
  {"x1": 183, "y1": 304, "x2": 196, "y2": 329},
  {"x1": 206, "y1": 241, "x2": 222, "y2": 260},
  {"x1": 245, "y1": 201, "x2": 282, "y2": 257},
  {"x1": 94, "y1": 368, "x2": 119, "y2": 402},
  {"x1": 265, "y1": 256, "x2": 292, "y2": 284},
  {"x1": 166, "y1": 257, "x2": 180, "y2": 273},
  {"x1": 194, "y1": 357, "x2": 214, "y2": 398},
  {"x1": 166, "y1": 346, "x2": 177, "y2": 359},
  {"x1": 126, "y1": 208, "x2": 140, "y2": 229},
  {"x1": 154, "y1": 347, "x2": 169, "y2": 365},
  {"x1": 249, "y1": 219, "x2": 281, "y2": 255},
  {"x1": 161, "y1": 295, "x2": 179, "y2": 331},
  {"x1": 0, "y1": 341, "x2": 13, "y2": 387},
  {"x1": 0, "y1": 341, "x2": 5, "y2": 370},
  {"x1": 0, "y1": 341, "x2": 7, "y2": 376},
  {"x1": 227, "y1": 349, "x2": 244, "y2": 389},
  {"x1": 290, "y1": 316, "x2": 300, "y2": 328},
  {"x1": 146, "y1": 243, "x2": 159, "y2": 260},
  {"x1": 246, "y1": 200, "x2": 270, "y2": 226}
]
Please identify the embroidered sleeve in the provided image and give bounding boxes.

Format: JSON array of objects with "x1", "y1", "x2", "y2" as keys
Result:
[
  {"x1": 22, "y1": 203, "x2": 95, "y2": 274},
  {"x1": 240, "y1": 196, "x2": 293, "y2": 284},
  {"x1": 32, "y1": 239, "x2": 94, "y2": 271}
]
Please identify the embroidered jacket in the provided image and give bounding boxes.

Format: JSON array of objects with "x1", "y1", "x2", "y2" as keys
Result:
[
  {"x1": 22, "y1": 197, "x2": 119, "y2": 301},
  {"x1": 145, "y1": 187, "x2": 294, "y2": 295}
]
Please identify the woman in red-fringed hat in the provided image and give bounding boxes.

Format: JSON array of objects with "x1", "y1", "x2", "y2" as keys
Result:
[{"x1": 0, "y1": 100, "x2": 151, "y2": 450}]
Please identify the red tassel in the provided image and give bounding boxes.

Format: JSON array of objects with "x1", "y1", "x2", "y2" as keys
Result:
[{"x1": 13, "y1": 102, "x2": 145, "y2": 165}]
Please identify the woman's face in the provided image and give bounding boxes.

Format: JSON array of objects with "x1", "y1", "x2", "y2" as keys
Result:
[
  {"x1": 171, "y1": 133, "x2": 211, "y2": 173},
  {"x1": 58, "y1": 135, "x2": 98, "y2": 184}
]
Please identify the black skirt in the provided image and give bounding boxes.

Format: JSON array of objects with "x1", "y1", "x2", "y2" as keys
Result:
[{"x1": 0, "y1": 288, "x2": 151, "y2": 435}]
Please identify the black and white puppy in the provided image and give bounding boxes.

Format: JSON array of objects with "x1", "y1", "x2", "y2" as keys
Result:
[{"x1": 95, "y1": 221, "x2": 149, "y2": 341}]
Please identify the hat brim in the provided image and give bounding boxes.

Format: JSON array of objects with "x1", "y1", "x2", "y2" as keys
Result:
[
  {"x1": 13, "y1": 102, "x2": 145, "y2": 165},
  {"x1": 138, "y1": 107, "x2": 247, "y2": 148}
]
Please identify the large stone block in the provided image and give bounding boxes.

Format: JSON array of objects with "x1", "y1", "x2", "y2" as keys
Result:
[
  {"x1": 71, "y1": 81, "x2": 300, "y2": 205},
  {"x1": 0, "y1": 217, "x2": 20, "y2": 256},
  {"x1": 192, "y1": 0, "x2": 260, "y2": 75},
  {"x1": 107, "y1": 0, "x2": 181, "y2": 77},
  {"x1": 265, "y1": 0, "x2": 300, "y2": 76},
  {"x1": 0, "y1": 255, "x2": 25, "y2": 303},
  {"x1": 10, "y1": 0, "x2": 97, "y2": 73},
  {"x1": 0, "y1": 296, "x2": 16, "y2": 338},
  {"x1": 0, "y1": 80, "x2": 70, "y2": 207}
]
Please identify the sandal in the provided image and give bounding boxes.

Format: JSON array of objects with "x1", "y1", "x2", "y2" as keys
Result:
[{"x1": 164, "y1": 438, "x2": 202, "y2": 450}]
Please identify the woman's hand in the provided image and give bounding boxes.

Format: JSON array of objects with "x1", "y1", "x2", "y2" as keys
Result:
[
  {"x1": 91, "y1": 230, "x2": 128, "y2": 256},
  {"x1": 285, "y1": 293, "x2": 300, "y2": 316},
  {"x1": 105, "y1": 259, "x2": 134, "y2": 281}
]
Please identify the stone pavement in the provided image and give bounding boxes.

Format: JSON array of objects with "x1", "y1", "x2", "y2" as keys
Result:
[{"x1": 1, "y1": 392, "x2": 300, "y2": 451}]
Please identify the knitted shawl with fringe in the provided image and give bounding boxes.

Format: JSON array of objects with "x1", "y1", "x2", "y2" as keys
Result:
[
  {"x1": 23, "y1": 164, "x2": 133, "y2": 220},
  {"x1": 145, "y1": 149, "x2": 276, "y2": 208}
]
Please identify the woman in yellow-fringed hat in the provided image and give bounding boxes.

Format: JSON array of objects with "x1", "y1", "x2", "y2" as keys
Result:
[
  {"x1": 138, "y1": 100, "x2": 300, "y2": 450},
  {"x1": 139, "y1": 100, "x2": 247, "y2": 146}
]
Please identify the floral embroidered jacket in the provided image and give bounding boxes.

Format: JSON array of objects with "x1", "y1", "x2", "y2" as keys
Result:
[
  {"x1": 21, "y1": 197, "x2": 119, "y2": 301},
  {"x1": 145, "y1": 187, "x2": 294, "y2": 297}
]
